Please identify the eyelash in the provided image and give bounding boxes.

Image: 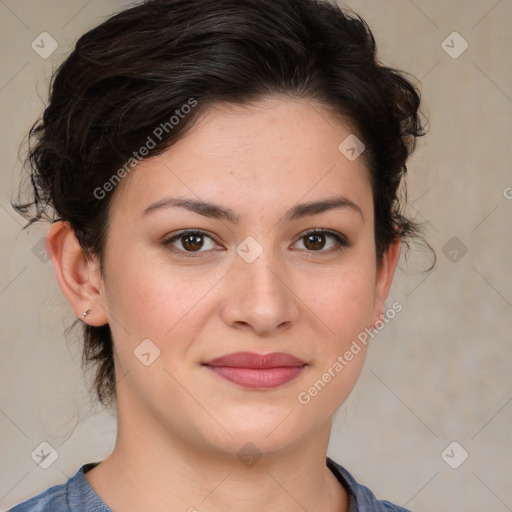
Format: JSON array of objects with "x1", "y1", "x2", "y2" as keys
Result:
[{"x1": 162, "y1": 228, "x2": 349, "y2": 258}]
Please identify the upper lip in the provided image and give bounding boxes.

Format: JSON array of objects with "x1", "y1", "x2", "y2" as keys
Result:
[{"x1": 203, "y1": 352, "x2": 306, "y2": 368}]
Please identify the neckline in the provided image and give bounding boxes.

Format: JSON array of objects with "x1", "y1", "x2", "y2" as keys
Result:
[
  {"x1": 83, "y1": 461, "x2": 101, "y2": 474},
  {"x1": 79, "y1": 457, "x2": 357, "y2": 511},
  {"x1": 326, "y1": 457, "x2": 358, "y2": 511}
]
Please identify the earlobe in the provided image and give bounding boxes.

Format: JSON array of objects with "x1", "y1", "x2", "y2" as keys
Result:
[
  {"x1": 371, "y1": 238, "x2": 401, "y2": 327},
  {"x1": 45, "y1": 221, "x2": 108, "y2": 327}
]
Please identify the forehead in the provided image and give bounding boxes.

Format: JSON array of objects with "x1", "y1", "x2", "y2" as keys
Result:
[{"x1": 109, "y1": 96, "x2": 372, "y2": 221}]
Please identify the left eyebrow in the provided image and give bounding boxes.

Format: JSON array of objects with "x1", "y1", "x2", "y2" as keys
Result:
[
  {"x1": 141, "y1": 195, "x2": 364, "y2": 223},
  {"x1": 285, "y1": 197, "x2": 364, "y2": 223}
]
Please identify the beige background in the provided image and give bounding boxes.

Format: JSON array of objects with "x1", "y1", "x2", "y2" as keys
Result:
[{"x1": 1, "y1": 1, "x2": 511, "y2": 511}]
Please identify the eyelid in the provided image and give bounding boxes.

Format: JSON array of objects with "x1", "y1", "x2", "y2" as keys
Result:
[
  {"x1": 295, "y1": 227, "x2": 348, "y2": 243},
  {"x1": 163, "y1": 229, "x2": 219, "y2": 242}
]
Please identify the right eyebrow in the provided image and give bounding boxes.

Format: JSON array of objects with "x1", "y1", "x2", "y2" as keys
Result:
[{"x1": 142, "y1": 196, "x2": 240, "y2": 223}]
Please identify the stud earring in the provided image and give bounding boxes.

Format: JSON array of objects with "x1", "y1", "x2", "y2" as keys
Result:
[{"x1": 80, "y1": 309, "x2": 91, "y2": 320}]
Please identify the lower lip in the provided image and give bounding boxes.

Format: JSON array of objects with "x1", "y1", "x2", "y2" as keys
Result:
[{"x1": 205, "y1": 365, "x2": 305, "y2": 389}]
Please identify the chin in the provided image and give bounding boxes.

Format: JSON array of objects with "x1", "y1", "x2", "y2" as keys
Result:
[{"x1": 190, "y1": 408, "x2": 314, "y2": 459}]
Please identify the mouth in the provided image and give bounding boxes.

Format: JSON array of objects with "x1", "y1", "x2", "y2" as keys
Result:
[{"x1": 202, "y1": 352, "x2": 307, "y2": 390}]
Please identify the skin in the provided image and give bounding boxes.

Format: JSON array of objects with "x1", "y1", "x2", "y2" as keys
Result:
[{"x1": 46, "y1": 96, "x2": 400, "y2": 512}]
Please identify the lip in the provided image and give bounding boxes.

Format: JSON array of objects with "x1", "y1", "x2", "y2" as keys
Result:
[{"x1": 203, "y1": 352, "x2": 307, "y2": 390}]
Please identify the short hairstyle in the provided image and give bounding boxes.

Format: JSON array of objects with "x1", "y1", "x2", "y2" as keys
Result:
[{"x1": 13, "y1": 0, "x2": 427, "y2": 408}]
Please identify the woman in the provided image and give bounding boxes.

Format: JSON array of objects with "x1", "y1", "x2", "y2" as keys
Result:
[{"x1": 10, "y1": 0, "x2": 427, "y2": 510}]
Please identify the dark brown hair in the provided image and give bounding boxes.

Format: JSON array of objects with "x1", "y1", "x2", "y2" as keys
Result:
[{"x1": 12, "y1": 0, "x2": 428, "y2": 408}]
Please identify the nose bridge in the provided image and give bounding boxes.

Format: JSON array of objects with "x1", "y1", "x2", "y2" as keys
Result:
[
  {"x1": 238, "y1": 240, "x2": 286, "y2": 299},
  {"x1": 222, "y1": 240, "x2": 300, "y2": 334},
  {"x1": 245, "y1": 251, "x2": 284, "y2": 295}
]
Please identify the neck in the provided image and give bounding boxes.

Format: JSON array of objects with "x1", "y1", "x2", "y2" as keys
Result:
[{"x1": 85, "y1": 395, "x2": 348, "y2": 512}]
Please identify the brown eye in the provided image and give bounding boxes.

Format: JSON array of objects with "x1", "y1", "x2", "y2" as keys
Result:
[
  {"x1": 163, "y1": 230, "x2": 219, "y2": 255},
  {"x1": 181, "y1": 233, "x2": 204, "y2": 251},
  {"x1": 293, "y1": 229, "x2": 348, "y2": 253},
  {"x1": 304, "y1": 233, "x2": 326, "y2": 250}
]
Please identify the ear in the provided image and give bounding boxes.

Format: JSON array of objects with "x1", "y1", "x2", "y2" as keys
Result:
[
  {"x1": 370, "y1": 237, "x2": 401, "y2": 327},
  {"x1": 45, "y1": 221, "x2": 109, "y2": 327}
]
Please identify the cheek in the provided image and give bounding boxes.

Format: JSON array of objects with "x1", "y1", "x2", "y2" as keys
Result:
[
  {"x1": 297, "y1": 261, "x2": 377, "y2": 345},
  {"x1": 102, "y1": 250, "x2": 226, "y2": 363},
  {"x1": 292, "y1": 265, "x2": 375, "y2": 414}
]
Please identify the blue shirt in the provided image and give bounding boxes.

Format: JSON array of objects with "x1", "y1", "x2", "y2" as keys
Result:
[{"x1": 8, "y1": 457, "x2": 413, "y2": 511}]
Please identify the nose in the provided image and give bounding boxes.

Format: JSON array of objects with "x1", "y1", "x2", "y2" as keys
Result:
[{"x1": 220, "y1": 253, "x2": 301, "y2": 337}]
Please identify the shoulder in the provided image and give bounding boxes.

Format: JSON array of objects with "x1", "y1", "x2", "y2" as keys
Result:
[
  {"x1": 327, "y1": 457, "x2": 414, "y2": 512},
  {"x1": 6, "y1": 463, "x2": 109, "y2": 512},
  {"x1": 7, "y1": 480, "x2": 69, "y2": 512}
]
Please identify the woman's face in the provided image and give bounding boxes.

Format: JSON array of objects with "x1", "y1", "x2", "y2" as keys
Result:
[{"x1": 97, "y1": 96, "x2": 397, "y2": 456}]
